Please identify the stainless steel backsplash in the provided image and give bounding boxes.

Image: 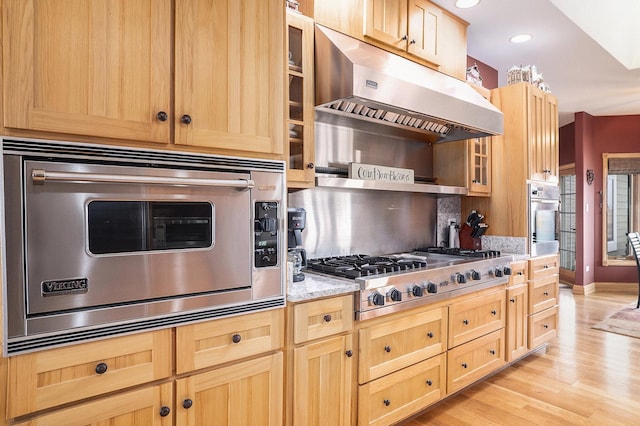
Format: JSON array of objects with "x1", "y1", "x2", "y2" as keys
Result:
[
  {"x1": 288, "y1": 187, "x2": 437, "y2": 258},
  {"x1": 289, "y1": 122, "x2": 438, "y2": 258}
]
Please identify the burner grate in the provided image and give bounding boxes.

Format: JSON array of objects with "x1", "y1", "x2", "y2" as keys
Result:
[{"x1": 306, "y1": 255, "x2": 427, "y2": 279}]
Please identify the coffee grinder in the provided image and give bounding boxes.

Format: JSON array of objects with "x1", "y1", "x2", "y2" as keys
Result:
[{"x1": 287, "y1": 207, "x2": 307, "y2": 282}]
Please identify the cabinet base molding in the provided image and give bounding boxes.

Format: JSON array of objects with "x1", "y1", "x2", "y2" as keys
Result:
[
  {"x1": 593, "y1": 282, "x2": 638, "y2": 294},
  {"x1": 573, "y1": 282, "x2": 596, "y2": 295}
]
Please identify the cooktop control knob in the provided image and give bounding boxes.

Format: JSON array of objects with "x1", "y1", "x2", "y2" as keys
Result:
[
  {"x1": 371, "y1": 292, "x2": 385, "y2": 306},
  {"x1": 388, "y1": 288, "x2": 402, "y2": 302},
  {"x1": 425, "y1": 282, "x2": 438, "y2": 294},
  {"x1": 494, "y1": 268, "x2": 504, "y2": 278},
  {"x1": 455, "y1": 273, "x2": 466, "y2": 284},
  {"x1": 503, "y1": 266, "x2": 512, "y2": 275},
  {"x1": 411, "y1": 285, "x2": 424, "y2": 297},
  {"x1": 471, "y1": 270, "x2": 481, "y2": 280}
]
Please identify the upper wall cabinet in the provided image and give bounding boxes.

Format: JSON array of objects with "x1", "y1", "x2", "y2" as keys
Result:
[
  {"x1": 315, "y1": 0, "x2": 468, "y2": 80},
  {"x1": 3, "y1": 0, "x2": 284, "y2": 156},
  {"x1": 365, "y1": 0, "x2": 442, "y2": 66},
  {"x1": 174, "y1": 0, "x2": 284, "y2": 155},
  {"x1": 3, "y1": 0, "x2": 172, "y2": 143}
]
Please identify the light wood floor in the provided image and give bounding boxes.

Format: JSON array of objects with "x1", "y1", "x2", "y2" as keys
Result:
[{"x1": 402, "y1": 286, "x2": 640, "y2": 425}]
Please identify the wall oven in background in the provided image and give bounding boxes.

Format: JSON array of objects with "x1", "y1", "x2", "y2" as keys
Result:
[
  {"x1": 529, "y1": 182, "x2": 560, "y2": 257},
  {"x1": 1, "y1": 138, "x2": 285, "y2": 355}
]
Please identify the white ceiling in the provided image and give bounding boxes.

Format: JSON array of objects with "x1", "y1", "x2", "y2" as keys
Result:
[{"x1": 431, "y1": 0, "x2": 640, "y2": 126}]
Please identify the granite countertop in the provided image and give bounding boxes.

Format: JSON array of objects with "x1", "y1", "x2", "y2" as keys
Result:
[{"x1": 286, "y1": 273, "x2": 360, "y2": 302}]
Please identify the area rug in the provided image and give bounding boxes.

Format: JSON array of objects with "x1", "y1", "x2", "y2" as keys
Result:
[{"x1": 592, "y1": 304, "x2": 640, "y2": 338}]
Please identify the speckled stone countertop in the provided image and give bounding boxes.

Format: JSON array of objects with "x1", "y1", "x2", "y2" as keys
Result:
[{"x1": 286, "y1": 273, "x2": 359, "y2": 302}]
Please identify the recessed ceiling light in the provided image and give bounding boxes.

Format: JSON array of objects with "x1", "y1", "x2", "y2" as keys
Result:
[
  {"x1": 510, "y1": 34, "x2": 533, "y2": 43},
  {"x1": 455, "y1": 0, "x2": 480, "y2": 8}
]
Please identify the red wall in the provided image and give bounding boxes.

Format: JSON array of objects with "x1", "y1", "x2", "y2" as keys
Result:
[{"x1": 566, "y1": 112, "x2": 640, "y2": 286}]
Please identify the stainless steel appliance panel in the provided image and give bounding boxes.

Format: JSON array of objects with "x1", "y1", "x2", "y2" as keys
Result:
[
  {"x1": 288, "y1": 187, "x2": 437, "y2": 258},
  {"x1": 23, "y1": 160, "x2": 251, "y2": 315},
  {"x1": 529, "y1": 182, "x2": 560, "y2": 256}
]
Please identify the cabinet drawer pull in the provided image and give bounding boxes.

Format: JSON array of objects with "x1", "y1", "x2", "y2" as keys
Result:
[
  {"x1": 95, "y1": 362, "x2": 108, "y2": 375},
  {"x1": 463, "y1": 319, "x2": 469, "y2": 325},
  {"x1": 409, "y1": 39, "x2": 416, "y2": 44},
  {"x1": 306, "y1": 162, "x2": 315, "y2": 169},
  {"x1": 510, "y1": 298, "x2": 516, "y2": 303},
  {"x1": 489, "y1": 349, "x2": 496, "y2": 355},
  {"x1": 384, "y1": 345, "x2": 391, "y2": 353},
  {"x1": 401, "y1": 35, "x2": 408, "y2": 41},
  {"x1": 426, "y1": 379, "x2": 433, "y2": 386},
  {"x1": 543, "y1": 291, "x2": 549, "y2": 296},
  {"x1": 156, "y1": 111, "x2": 168, "y2": 122},
  {"x1": 180, "y1": 114, "x2": 192, "y2": 125},
  {"x1": 183, "y1": 399, "x2": 193, "y2": 409},
  {"x1": 517, "y1": 271, "x2": 523, "y2": 275},
  {"x1": 427, "y1": 332, "x2": 434, "y2": 338},
  {"x1": 491, "y1": 310, "x2": 497, "y2": 315},
  {"x1": 232, "y1": 334, "x2": 242, "y2": 344},
  {"x1": 159, "y1": 406, "x2": 171, "y2": 417},
  {"x1": 323, "y1": 314, "x2": 332, "y2": 323},
  {"x1": 543, "y1": 324, "x2": 549, "y2": 329},
  {"x1": 383, "y1": 399, "x2": 391, "y2": 407},
  {"x1": 345, "y1": 350, "x2": 353, "y2": 358},
  {"x1": 461, "y1": 363, "x2": 468, "y2": 369}
]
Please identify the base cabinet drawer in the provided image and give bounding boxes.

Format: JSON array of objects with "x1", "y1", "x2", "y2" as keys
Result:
[
  {"x1": 446, "y1": 328, "x2": 505, "y2": 394},
  {"x1": 7, "y1": 329, "x2": 172, "y2": 418},
  {"x1": 358, "y1": 354, "x2": 446, "y2": 426},
  {"x1": 292, "y1": 294, "x2": 353, "y2": 344},
  {"x1": 529, "y1": 274, "x2": 559, "y2": 314},
  {"x1": 448, "y1": 290, "x2": 505, "y2": 348},
  {"x1": 528, "y1": 305, "x2": 559, "y2": 349},
  {"x1": 528, "y1": 254, "x2": 560, "y2": 280},
  {"x1": 176, "y1": 308, "x2": 284, "y2": 374},
  {"x1": 13, "y1": 382, "x2": 173, "y2": 426},
  {"x1": 359, "y1": 306, "x2": 447, "y2": 383}
]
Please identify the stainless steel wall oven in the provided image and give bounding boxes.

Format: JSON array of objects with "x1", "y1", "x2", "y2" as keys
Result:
[
  {"x1": 1, "y1": 138, "x2": 286, "y2": 354},
  {"x1": 529, "y1": 182, "x2": 560, "y2": 257}
]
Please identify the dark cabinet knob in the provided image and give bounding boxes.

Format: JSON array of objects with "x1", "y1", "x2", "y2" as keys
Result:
[
  {"x1": 383, "y1": 399, "x2": 391, "y2": 406},
  {"x1": 95, "y1": 362, "x2": 108, "y2": 375},
  {"x1": 384, "y1": 345, "x2": 391, "y2": 353},
  {"x1": 181, "y1": 114, "x2": 192, "y2": 125},
  {"x1": 510, "y1": 298, "x2": 516, "y2": 303},
  {"x1": 463, "y1": 319, "x2": 469, "y2": 325},
  {"x1": 409, "y1": 39, "x2": 416, "y2": 44},
  {"x1": 543, "y1": 324, "x2": 549, "y2": 329},
  {"x1": 427, "y1": 332, "x2": 434, "y2": 338},
  {"x1": 306, "y1": 162, "x2": 315, "y2": 169},
  {"x1": 345, "y1": 350, "x2": 353, "y2": 357},
  {"x1": 389, "y1": 288, "x2": 402, "y2": 302},
  {"x1": 183, "y1": 399, "x2": 193, "y2": 409},
  {"x1": 401, "y1": 35, "x2": 408, "y2": 41},
  {"x1": 323, "y1": 314, "x2": 332, "y2": 323},
  {"x1": 156, "y1": 111, "x2": 168, "y2": 122},
  {"x1": 232, "y1": 334, "x2": 242, "y2": 344},
  {"x1": 489, "y1": 349, "x2": 496, "y2": 355},
  {"x1": 543, "y1": 291, "x2": 550, "y2": 296},
  {"x1": 462, "y1": 363, "x2": 468, "y2": 369},
  {"x1": 491, "y1": 310, "x2": 497, "y2": 315},
  {"x1": 159, "y1": 406, "x2": 171, "y2": 417},
  {"x1": 426, "y1": 379, "x2": 433, "y2": 386}
]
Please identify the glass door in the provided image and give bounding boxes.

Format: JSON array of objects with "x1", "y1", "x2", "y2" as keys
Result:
[{"x1": 559, "y1": 169, "x2": 576, "y2": 283}]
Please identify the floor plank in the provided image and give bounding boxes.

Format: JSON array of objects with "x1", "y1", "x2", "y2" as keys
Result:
[{"x1": 402, "y1": 287, "x2": 640, "y2": 425}]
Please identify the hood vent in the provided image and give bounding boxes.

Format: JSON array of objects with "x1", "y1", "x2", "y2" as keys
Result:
[{"x1": 315, "y1": 25, "x2": 504, "y2": 143}]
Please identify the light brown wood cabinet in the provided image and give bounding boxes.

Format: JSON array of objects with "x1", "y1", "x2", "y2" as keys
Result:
[
  {"x1": 176, "y1": 352, "x2": 283, "y2": 426},
  {"x1": 448, "y1": 289, "x2": 505, "y2": 348},
  {"x1": 462, "y1": 83, "x2": 559, "y2": 238},
  {"x1": 358, "y1": 353, "x2": 446, "y2": 426},
  {"x1": 286, "y1": 295, "x2": 354, "y2": 426},
  {"x1": 6, "y1": 329, "x2": 172, "y2": 418},
  {"x1": 446, "y1": 328, "x2": 505, "y2": 394},
  {"x1": 3, "y1": 0, "x2": 285, "y2": 157},
  {"x1": 433, "y1": 136, "x2": 492, "y2": 196},
  {"x1": 358, "y1": 306, "x2": 447, "y2": 383},
  {"x1": 13, "y1": 382, "x2": 173, "y2": 426},
  {"x1": 287, "y1": 9, "x2": 316, "y2": 187},
  {"x1": 4, "y1": 310, "x2": 285, "y2": 425},
  {"x1": 315, "y1": 0, "x2": 468, "y2": 79},
  {"x1": 527, "y1": 254, "x2": 560, "y2": 349},
  {"x1": 505, "y1": 260, "x2": 529, "y2": 362}
]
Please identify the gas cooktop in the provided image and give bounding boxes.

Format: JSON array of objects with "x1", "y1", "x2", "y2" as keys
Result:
[{"x1": 305, "y1": 248, "x2": 513, "y2": 320}]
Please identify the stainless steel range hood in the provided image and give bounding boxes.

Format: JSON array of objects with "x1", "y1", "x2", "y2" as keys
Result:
[{"x1": 315, "y1": 25, "x2": 503, "y2": 143}]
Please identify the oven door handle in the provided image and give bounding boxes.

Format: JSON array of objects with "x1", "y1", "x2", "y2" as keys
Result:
[{"x1": 31, "y1": 169, "x2": 255, "y2": 190}]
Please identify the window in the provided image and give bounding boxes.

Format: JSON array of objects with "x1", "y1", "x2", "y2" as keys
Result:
[{"x1": 602, "y1": 153, "x2": 640, "y2": 265}]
